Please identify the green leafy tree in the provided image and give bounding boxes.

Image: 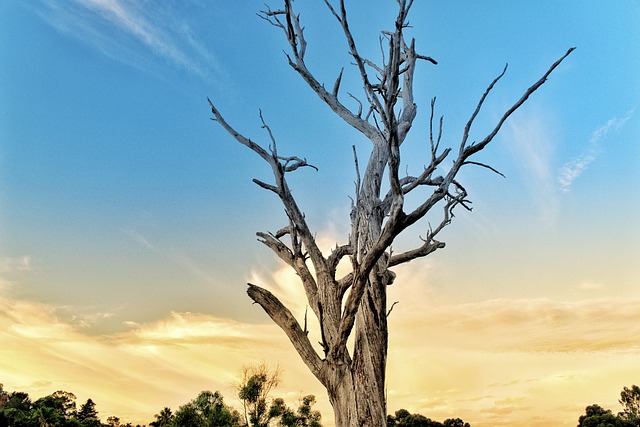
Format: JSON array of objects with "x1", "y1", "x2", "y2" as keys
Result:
[
  {"x1": 77, "y1": 398, "x2": 101, "y2": 427},
  {"x1": 30, "y1": 405, "x2": 63, "y2": 427},
  {"x1": 151, "y1": 407, "x2": 173, "y2": 427},
  {"x1": 51, "y1": 390, "x2": 78, "y2": 417},
  {"x1": 577, "y1": 404, "x2": 631, "y2": 427},
  {"x1": 619, "y1": 385, "x2": 640, "y2": 425},
  {"x1": 387, "y1": 409, "x2": 442, "y2": 427},
  {"x1": 194, "y1": 391, "x2": 240, "y2": 427},
  {"x1": 269, "y1": 395, "x2": 322, "y2": 427},
  {"x1": 4, "y1": 391, "x2": 32, "y2": 412},
  {"x1": 1, "y1": 406, "x2": 29, "y2": 427},
  {"x1": 107, "y1": 415, "x2": 121, "y2": 426},
  {"x1": 269, "y1": 399, "x2": 295, "y2": 426},
  {"x1": 173, "y1": 402, "x2": 204, "y2": 427},
  {"x1": 0, "y1": 390, "x2": 35, "y2": 427},
  {"x1": 32, "y1": 389, "x2": 78, "y2": 425},
  {"x1": 237, "y1": 364, "x2": 280, "y2": 427},
  {"x1": 171, "y1": 391, "x2": 240, "y2": 427},
  {"x1": 295, "y1": 395, "x2": 322, "y2": 427},
  {"x1": 0, "y1": 388, "x2": 30, "y2": 427},
  {"x1": 387, "y1": 409, "x2": 470, "y2": 427}
]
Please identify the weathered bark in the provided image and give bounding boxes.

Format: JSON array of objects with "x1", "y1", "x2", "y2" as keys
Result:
[{"x1": 209, "y1": 2, "x2": 574, "y2": 426}]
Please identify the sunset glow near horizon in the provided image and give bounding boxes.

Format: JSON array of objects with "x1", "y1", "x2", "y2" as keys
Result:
[{"x1": 1, "y1": 1, "x2": 639, "y2": 426}]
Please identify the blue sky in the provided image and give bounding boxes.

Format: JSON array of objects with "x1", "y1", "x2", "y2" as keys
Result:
[{"x1": 1, "y1": 1, "x2": 639, "y2": 426}]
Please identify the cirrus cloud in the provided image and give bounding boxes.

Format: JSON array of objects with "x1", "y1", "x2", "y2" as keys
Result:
[
  {"x1": 558, "y1": 111, "x2": 634, "y2": 192},
  {"x1": 31, "y1": 0, "x2": 221, "y2": 82}
]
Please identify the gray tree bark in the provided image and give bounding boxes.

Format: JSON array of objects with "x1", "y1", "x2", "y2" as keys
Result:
[{"x1": 209, "y1": 2, "x2": 574, "y2": 426}]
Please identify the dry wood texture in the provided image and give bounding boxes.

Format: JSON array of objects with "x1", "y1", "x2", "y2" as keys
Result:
[{"x1": 209, "y1": 1, "x2": 573, "y2": 425}]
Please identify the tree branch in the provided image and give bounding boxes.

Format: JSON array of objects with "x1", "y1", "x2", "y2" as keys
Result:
[
  {"x1": 247, "y1": 283, "x2": 324, "y2": 381},
  {"x1": 257, "y1": 231, "x2": 296, "y2": 267},
  {"x1": 388, "y1": 239, "x2": 444, "y2": 266},
  {"x1": 402, "y1": 47, "x2": 575, "y2": 230},
  {"x1": 262, "y1": 0, "x2": 381, "y2": 141},
  {"x1": 210, "y1": 98, "x2": 332, "y2": 287},
  {"x1": 327, "y1": 244, "x2": 353, "y2": 277},
  {"x1": 465, "y1": 47, "x2": 576, "y2": 157},
  {"x1": 208, "y1": 98, "x2": 272, "y2": 164}
]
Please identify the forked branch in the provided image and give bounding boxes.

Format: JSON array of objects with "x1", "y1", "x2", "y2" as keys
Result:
[
  {"x1": 212, "y1": 1, "x2": 575, "y2": 382},
  {"x1": 464, "y1": 47, "x2": 576, "y2": 157}
]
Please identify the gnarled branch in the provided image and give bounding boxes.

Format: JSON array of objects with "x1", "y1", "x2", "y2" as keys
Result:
[{"x1": 247, "y1": 283, "x2": 324, "y2": 381}]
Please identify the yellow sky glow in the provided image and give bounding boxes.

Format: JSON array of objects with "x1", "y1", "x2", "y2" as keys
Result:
[{"x1": 2, "y1": 260, "x2": 639, "y2": 427}]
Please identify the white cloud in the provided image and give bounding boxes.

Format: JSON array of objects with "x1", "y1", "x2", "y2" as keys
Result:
[
  {"x1": 502, "y1": 111, "x2": 559, "y2": 224},
  {"x1": 573, "y1": 281, "x2": 605, "y2": 291},
  {"x1": 387, "y1": 294, "x2": 640, "y2": 426},
  {"x1": 33, "y1": 0, "x2": 220, "y2": 81},
  {"x1": 0, "y1": 294, "x2": 324, "y2": 424},
  {"x1": 124, "y1": 227, "x2": 221, "y2": 286},
  {"x1": 0, "y1": 256, "x2": 31, "y2": 273},
  {"x1": 0, "y1": 256, "x2": 32, "y2": 290},
  {"x1": 4, "y1": 256, "x2": 640, "y2": 427},
  {"x1": 558, "y1": 111, "x2": 633, "y2": 192}
]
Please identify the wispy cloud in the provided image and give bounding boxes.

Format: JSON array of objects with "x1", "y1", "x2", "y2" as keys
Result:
[
  {"x1": 32, "y1": 0, "x2": 221, "y2": 81},
  {"x1": 387, "y1": 294, "x2": 640, "y2": 426},
  {"x1": 0, "y1": 256, "x2": 32, "y2": 290},
  {"x1": 394, "y1": 297, "x2": 640, "y2": 353},
  {"x1": 0, "y1": 256, "x2": 31, "y2": 274},
  {"x1": 3, "y1": 281, "x2": 640, "y2": 427},
  {"x1": 123, "y1": 227, "x2": 220, "y2": 286},
  {"x1": 572, "y1": 281, "x2": 605, "y2": 291},
  {"x1": 503, "y1": 111, "x2": 559, "y2": 224},
  {"x1": 558, "y1": 111, "x2": 633, "y2": 192},
  {"x1": 0, "y1": 294, "x2": 323, "y2": 424}
]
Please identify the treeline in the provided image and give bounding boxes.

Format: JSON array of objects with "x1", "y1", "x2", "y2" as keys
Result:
[
  {"x1": 387, "y1": 410, "x2": 469, "y2": 427},
  {"x1": 0, "y1": 386, "x2": 120, "y2": 427},
  {"x1": 0, "y1": 382, "x2": 472, "y2": 427},
  {"x1": 577, "y1": 385, "x2": 640, "y2": 427},
  {"x1": 7, "y1": 380, "x2": 637, "y2": 427},
  {"x1": 0, "y1": 383, "x2": 319, "y2": 427},
  {"x1": 0, "y1": 359, "x2": 473, "y2": 427}
]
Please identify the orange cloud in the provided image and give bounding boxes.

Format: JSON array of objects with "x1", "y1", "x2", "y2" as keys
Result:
[
  {"x1": 385, "y1": 290, "x2": 640, "y2": 427},
  {"x1": 0, "y1": 295, "x2": 325, "y2": 424},
  {"x1": 2, "y1": 266, "x2": 639, "y2": 427}
]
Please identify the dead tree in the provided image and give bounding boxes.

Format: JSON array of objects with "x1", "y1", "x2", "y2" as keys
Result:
[{"x1": 208, "y1": 1, "x2": 574, "y2": 426}]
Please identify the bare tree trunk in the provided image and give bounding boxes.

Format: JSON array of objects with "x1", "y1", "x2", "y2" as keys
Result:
[
  {"x1": 339, "y1": 144, "x2": 390, "y2": 427},
  {"x1": 352, "y1": 275, "x2": 388, "y2": 426},
  {"x1": 323, "y1": 278, "x2": 389, "y2": 426},
  {"x1": 208, "y1": 2, "x2": 574, "y2": 426}
]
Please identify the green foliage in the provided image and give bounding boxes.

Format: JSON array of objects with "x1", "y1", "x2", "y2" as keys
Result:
[
  {"x1": 577, "y1": 386, "x2": 640, "y2": 427},
  {"x1": 5, "y1": 392, "x2": 32, "y2": 412},
  {"x1": 269, "y1": 395, "x2": 322, "y2": 427},
  {"x1": 172, "y1": 402, "x2": 203, "y2": 427},
  {"x1": 577, "y1": 404, "x2": 624, "y2": 427},
  {"x1": 0, "y1": 388, "x2": 92, "y2": 427},
  {"x1": 387, "y1": 409, "x2": 470, "y2": 427},
  {"x1": 171, "y1": 390, "x2": 241, "y2": 427},
  {"x1": 77, "y1": 398, "x2": 100, "y2": 422},
  {"x1": 619, "y1": 385, "x2": 640, "y2": 425},
  {"x1": 443, "y1": 418, "x2": 470, "y2": 427},
  {"x1": 0, "y1": 383, "x2": 324, "y2": 427},
  {"x1": 236, "y1": 364, "x2": 280, "y2": 427},
  {"x1": 150, "y1": 407, "x2": 173, "y2": 427},
  {"x1": 33, "y1": 389, "x2": 78, "y2": 426}
]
